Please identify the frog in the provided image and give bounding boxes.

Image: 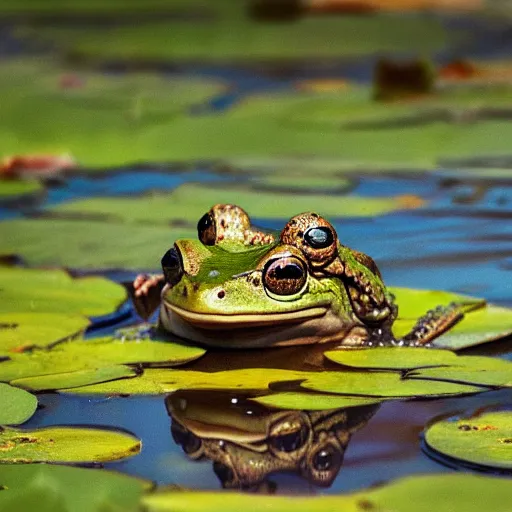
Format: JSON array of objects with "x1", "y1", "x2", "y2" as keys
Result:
[
  {"x1": 166, "y1": 389, "x2": 379, "y2": 490},
  {"x1": 135, "y1": 204, "x2": 464, "y2": 348}
]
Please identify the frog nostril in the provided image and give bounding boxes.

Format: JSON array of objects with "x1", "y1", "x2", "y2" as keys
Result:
[{"x1": 217, "y1": 290, "x2": 225, "y2": 299}]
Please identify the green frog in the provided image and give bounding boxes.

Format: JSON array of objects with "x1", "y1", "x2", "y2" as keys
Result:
[
  {"x1": 166, "y1": 389, "x2": 379, "y2": 490},
  {"x1": 134, "y1": 204, "x2": 463, "y2": 348}
]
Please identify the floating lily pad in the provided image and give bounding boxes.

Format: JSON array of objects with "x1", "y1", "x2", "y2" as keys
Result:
[
  {"x1": 250, "y1": 392, "x2": 382, "y2": 411},
  {"x1": 0, "y1": 179, "x2": 43, "y2": 205},
  {"x1": 0, "y1": 312, "x2": 89, "y2": 356},
  {"x1": 424, "y1": 411, "x2": 512, "y2": 471},
  {"x1": 0, "y1": 218, "x2": 194, "y2": 269},
  {"x1": 0, "y1": 383, "x2": 37, "y2": 425},
  {"x1": 61, "y1": 367, "x2": 484, "y2": 398},
  {"x1": 301, "y1": 371, "x2": 483, "y2": 398},
  {"x1": 0, "y1": 267, "x2": 126, "y2": 316},
  {"x1": 12, "y1": 365, "x2": 137, "y2": 392},
  {"x1": 142, "y1": 473, "x2": 512, "y2": 512},
  {"x1": 0, "y1": 266, "x2": 127, "y2": 354},
  {"x1": 0, "y1": 464, "x2": 147, "y2": 512},
  {"x1": 389, "y1": 287, "x2": 512, "y2": 350},
  {"x1": 0, "y1": 336, "x2": 206, "y2": 384},
  {"x1": 324, "y1": 347, "x2": 459, "y2": 370},
  {"x1": 0, "y1": 425, "x2": 140, "y2": 463}
]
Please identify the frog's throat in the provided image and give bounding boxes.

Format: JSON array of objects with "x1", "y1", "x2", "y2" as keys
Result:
[{"x1": 160, "y1": 302, "x2": 365, "y2": 348}]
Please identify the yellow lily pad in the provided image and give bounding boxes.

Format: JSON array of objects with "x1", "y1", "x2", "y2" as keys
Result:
[
  {"x1": 61, "y1": 367, "x2": 484, "y2": 398},
  {"x1": 0, "y1": 425, "x2": 141, "y2": 463},
  {"x1": 0, "y1": 464, "x2": 147, "y2": 512},
  {"x1": 143, "y1": 473, "x2": 512, "y2": 512},
  {"x1": 0, "y1": 383, "x2": 37, "y2": 425},
  {"x1": 424, "y1": 411, "x2": 512, "y2": 471}
]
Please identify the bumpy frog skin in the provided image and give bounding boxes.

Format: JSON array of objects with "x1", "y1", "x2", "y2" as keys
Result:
[
  {"x1": 166, "y1": 390, "x2": 379, "y2": 490},
  {"x1": 136, "y1": 204, "x2": 463, "y2": 348}
]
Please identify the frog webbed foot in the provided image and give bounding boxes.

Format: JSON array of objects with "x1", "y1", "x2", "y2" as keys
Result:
[{"x1": 400, "y1": 302, "x2": 465, "y2": 347}]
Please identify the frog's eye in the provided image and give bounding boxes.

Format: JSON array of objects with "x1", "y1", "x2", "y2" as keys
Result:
[
  {"x1": 197, "y1": 212, "x2": 216, "y2": 245},
  {"x1": 171, "y1": 421, "x2": 203, "y2": 458},
  {"x1": 161, "y1": 247, "x2": 183, "y2": 286},
  {"x1": 307, "y1": 443, "x2": 343, "y2": 487},
  {"x1": 304, "y1": 226, "x2": 335, "y2": 249},
  {"x1": 263, "y1": 256, "x2": 307, "y2": 297}
]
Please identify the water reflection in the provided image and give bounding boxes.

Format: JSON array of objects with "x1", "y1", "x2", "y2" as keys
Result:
[{"x1": 166, "y1": 390, "x2": 379, "y2": 491}]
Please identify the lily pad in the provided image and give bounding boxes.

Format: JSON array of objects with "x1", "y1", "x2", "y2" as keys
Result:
[
  {"x1": 250, "y1": 392, "x2": 382, "y2": 411},
  {"x1": 423, "y1": 410, "x2": 512, "y2": 471},
  {"x1": 0, "y1": 218, "x2": 194, "y2": 269},
  {"x1": 324, "y1": 347, "x2": 459, "y2": 370},
  {"x1": 0, "y1": 425, "x2": 140, "y2": 463},
  {"x1": 0, "y1": 383, "x2": 37, "y2": 425},
  {"x1": 142, "y1": 473, "x2": 512, "y2": 512},
  {"x1": 61, "y1": 367, "x2": 484, "y2": 398},
  {"x1": 0, "y1": 267, "x2": 126, "y2": 316},
  {"x1": 0, "y1": 267, "x2": 127, "y2": 354},
  {"x1": 0, "y1": 336, "x2": 206, "y2": 384},
  {"x1": 12, "y1": 365, "x2": 137, "y2": 391},
  {"x1": 0, "y1": 179, "x2": 43, "y2": 204},
  {"x1": 0, "y1": 464, "x2": 147, "y2": 512},
  {"x1": 301, "y1": 371, "x2": 483, "y2": 398}
]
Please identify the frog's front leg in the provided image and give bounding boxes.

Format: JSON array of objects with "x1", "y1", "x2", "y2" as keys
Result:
[{"x1": 131, "y1": 273, "x2": 165, "y2": 320}]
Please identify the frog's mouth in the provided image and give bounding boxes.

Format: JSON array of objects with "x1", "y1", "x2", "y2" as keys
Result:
[{"x1": 163, "y1": 302, "x2": 329, "y2": 329}]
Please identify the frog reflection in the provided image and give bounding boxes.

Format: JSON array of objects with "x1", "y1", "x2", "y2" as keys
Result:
[{"x1": 166, "y1": 390, "x2": 380, "y2": 490}]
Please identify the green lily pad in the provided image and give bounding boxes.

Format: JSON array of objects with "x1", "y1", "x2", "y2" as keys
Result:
[
  {"x1": 60, "y1": 368, "x2": 310, "y2": 396},
  {"x1": 409, "y1": 356, "x2": 512, "y2": 387},
  {"x1": 12, "y1": 365, "x2": 137, "y2": 391},
  {"x1": 0, "y1": 218, "x2": 194, "y2": 269},
  {"x1": 301, "y1": 371, "x2": 483, "y2": 398},
  {"x1": 324, "y1": 347, "x2": 459, "y2": 370},
  {"x1": 0, "y1": 464, "x2": 147, "y2": 512},
  {"x1": 0, "y1": 425, "x2": 140, "y2": 463},
  {"x1": 424, "y1": 411, "x2": 512, "y2": 471},
  {"x1": 0, "y1": 267, "x2": 127, "y2": 354},
  {"x1": 0, "y1": 313, "x2": 89, "y2": 356},
  {"x1": 142, "y1": 473, "x2": 512, "y2": 512},
  {"x1": 0, "y1": 336, "x2": 206, "y2": 384},
  {"x1": 389, "y1": 287, "x2": 512, "y2": 350},
  {"x1": 250, "y1": 392, "x2": 382, "y2": 411},
  {"x1": 0, "y1": 267, "x2": 126, "y2": 316},
  {"x1": 0, "y1": 179, "x2": 43, "y2": 204},
  {"x1": 61, "y1": 367, "x2": 484, "y2": 398},
  {"x1": 0, "y1": 383, "x2": 37, "y2": 425}
]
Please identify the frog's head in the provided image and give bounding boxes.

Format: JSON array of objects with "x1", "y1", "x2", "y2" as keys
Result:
[
  {"x1": 166, "y1": 390, "x2": 380, "y2": 490},
  {"x1": 160, "y1": 235, "x2": 361, "y2": 348}
]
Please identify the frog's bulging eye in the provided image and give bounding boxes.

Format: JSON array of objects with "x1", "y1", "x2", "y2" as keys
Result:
[
  {"x1": 308, "y1": 444, "x2": 343, "y2": 486},
  {"x1": 171, "y1": 421, "x2": 203, "y2": 457},
  {"x1": 197, "y1": 212, "x2": 216, "y2": 245},
  {"x1": 269, "y1": 424, "x2": 308, "y2": 454},
  {"x1": 304, "y1": 226, "x2": 335, "y2": 249},
  {"x1": 161, "y1": 247, "x2": 183, "y2": 286},
  {"x1": 263, "y1": 256, "x2": 307, "y2": 297}
]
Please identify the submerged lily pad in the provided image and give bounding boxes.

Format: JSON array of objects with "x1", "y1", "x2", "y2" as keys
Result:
[
  {"x1": 0, "y1": 383, "x2": 37, "y2": 425},
  {"x1": 0, "y1": 464, "x2": 147, "y2": 512},
  {"x1": 424, "y1": 410, "x2": 512, "y2": 471},
  {"x1": 250, "y1": 392, "x2": 382, "y2": 411},
  {"x1": 61, "y1": 367, "x2": 484, "y2": 398},
  {"x1": 0, "y1": 425, "x2": 140, "y2": 463},
  {"x1": 0, "y1": 336, "x2": 205, "y2": 387},
  {"x1": 143, "y1": 473, "x2": 512, "y2": 512},
  {"x1": 389, "y1": 287, "x2": 512, "y2": 350}
]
